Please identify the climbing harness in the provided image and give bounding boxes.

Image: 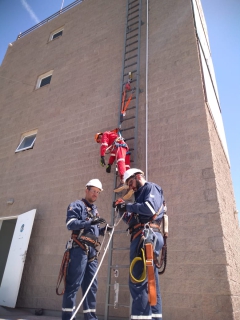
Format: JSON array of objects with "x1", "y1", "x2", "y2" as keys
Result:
[
  {"x1": 55, "y1": 232, "x2": 101, "y2": 296},
  {"x1": 105, "y1": 129, "x2": 128, "y2": 154},
  {"x1": 114, "y1": 199, "x2": 169, "y2": 306},
  {"x1": 56, "y1": 200, "x2": 103, "y2": 295}
]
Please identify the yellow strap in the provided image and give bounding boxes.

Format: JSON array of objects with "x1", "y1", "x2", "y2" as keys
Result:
[{"x1": 129, "y1": 248, "x2": 146, "y2": 283}]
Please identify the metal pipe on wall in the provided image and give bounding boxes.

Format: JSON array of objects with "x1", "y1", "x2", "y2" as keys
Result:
[{"x1": 145, "y1": 0, "x2": 149, "y2": 180}]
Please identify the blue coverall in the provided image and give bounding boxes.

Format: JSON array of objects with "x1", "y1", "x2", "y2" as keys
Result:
[
  {"x1": 62, "y1": 199, "x2": 105, "y2": 320},
  {"x1": 124, "y1": 182, "x2": 165, "y2": 320}
]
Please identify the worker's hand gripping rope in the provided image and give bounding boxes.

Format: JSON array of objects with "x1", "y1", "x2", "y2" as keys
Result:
[
  {"x1": 113, "y1": 198, "x2": 126, "y2": 215},
  {"x1": 91, "y1": 217, "x2": 106, "y2": 225}
]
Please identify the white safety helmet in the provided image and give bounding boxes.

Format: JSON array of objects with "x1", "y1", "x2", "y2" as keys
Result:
[
  {"x1": 123, "y1": 168, "x2": 144, "y2": 184},
  {"x1": 86, "y1": 179, "x2": 103, "y2": 191}
]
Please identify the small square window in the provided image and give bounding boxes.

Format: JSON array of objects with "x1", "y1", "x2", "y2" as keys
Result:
[
  {"x1": 15, "y1": 132, "x2": 37, "y2": 153},
  {"x1": 49, "y1": 27, "x2": 64, "y2": 41},
  {"x1": 40, "y1": 75, "x2": 52, "y2": 87},
  {"x1": 36, "y1": 70, "x2": 53, "y2": 89},
  {"x1": 52, "y1": 30, "x2": 63, "y2": 40}
]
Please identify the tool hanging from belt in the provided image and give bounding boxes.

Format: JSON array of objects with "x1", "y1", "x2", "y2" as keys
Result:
[{"x1": 55, "y1": 233, "x2": 101, "y2": 296}]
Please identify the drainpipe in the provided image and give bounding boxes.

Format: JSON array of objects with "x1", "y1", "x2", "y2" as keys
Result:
[{"x1": 145, "y1": 0, "x2": 149, "y2": 180}]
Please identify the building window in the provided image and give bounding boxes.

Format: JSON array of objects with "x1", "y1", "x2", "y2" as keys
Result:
[
  {"x1": 15, "y1": 131, "x2": 37, "y2": 153},
  {"x1": 36, "y1": 70, "x2": 53, "y2": 89},
  {"x1": 49, "y1": 27, "x2": 64, "y2": 41}
]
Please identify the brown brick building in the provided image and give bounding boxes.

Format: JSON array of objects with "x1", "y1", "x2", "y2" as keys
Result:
[{"x1": 0, "y1": 0, "x2": 239, "y2": 319}]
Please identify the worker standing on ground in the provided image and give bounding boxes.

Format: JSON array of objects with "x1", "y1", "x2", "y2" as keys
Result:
[
  {"x1": 95, "y1": 130, "x2": 130, "y2": 192},
  {"x1": 113, "y1": 169, "x2": 165, "y2": 320},
  {"x1": 62, "y1": 179, "x2": 109, "y2": 320}
]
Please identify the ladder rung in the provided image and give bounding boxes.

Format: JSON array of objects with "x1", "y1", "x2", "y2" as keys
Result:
[
  {"x1": 123, "y1": 70, "x2": 137, "y2": 77},
  {"x1": 126, "y1": 33, "x2": 138, "y2": 41},
  {"x1": 127, "y1": 105, "x2": 136, "y2": 111},
  {"x1": 125, "y1": 54, "x2": 138, "y2": 62},
  {"x1": 110, "y1": 265, "x2": 129, "y2": 268},
  {"x1": 112, "y1": 247, "x2": 129, "y2": 250},
  {"x1": 124, "y1": 62, "x2": 137, "y2": 69},
  {"x1": 127, "y1": 27, "x2": 139, "y2": 34},
  {"x1": 114, "y1": 230, "x2": 127, "y2": 234},
  {"x1": 122, "y1": 115, "x2": 135, "y2": 121},
  {"x1": 121, "y1": 127, "x2": 135, "y2": 132},
  {"x1": 128, "y1": 8, "x2": 139, "y2": 16},
  {"x1": 125, "y1": 137, "x2": 134, "y2": 141},
  {"x1": 108, "y1": 303, "x2": 130, "y2": 308},
  {"x1": 125, "y1": 47, "x2": 138, "y2": 55},
  {"x1": 126, "y1": 39, "x2": 138, "y2": 47},
  {"x1": 127, "y1": 14, "x2": 139, "y2": 23},
  {"x1": 109, "y1": 283, "x2": 129, "y2": 287},
  {"x1": 127, "y1": 20, "x2": 139, "y2": 29},
  {"x1": 124, "y1": 96, "x2": 136, "y2": 102},
  {"x1": 128, "y1": 2, "x2": 139, "y2": 9},
  {"x1": 128, "y1": 0, "x2": 138, "y2": 5}
]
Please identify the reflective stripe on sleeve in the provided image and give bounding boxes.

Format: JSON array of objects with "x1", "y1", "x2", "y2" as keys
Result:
[
  {"x1": 66, "y1": 218, "x2": 78, "y2": 226},
  {"x1": 145, "y1": 201, "x2": 156, "y2": 215},
  {"x1": 101, "y1": 143, "x2": 108, "y2": 146},
  {"x1": 117, "y1": 158, "x2": 125, "y2": 162}
]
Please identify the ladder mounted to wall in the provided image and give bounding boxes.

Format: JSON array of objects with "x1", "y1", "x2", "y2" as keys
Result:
[{"x1": 104, "y1": 0, "x2": 143, "y2": 319}]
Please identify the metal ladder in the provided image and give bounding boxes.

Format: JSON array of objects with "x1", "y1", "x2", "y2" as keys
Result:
[{"x1": 104, "y1": 0, "x2": 143, "y2": 319}]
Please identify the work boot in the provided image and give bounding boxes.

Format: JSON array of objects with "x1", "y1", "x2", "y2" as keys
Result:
[
  {"x1": 122, "y1": 189, "x2": 134, "y2": 200},
  {"x1": 114, "y1": 181, "x2": 128, "y2": 193}
]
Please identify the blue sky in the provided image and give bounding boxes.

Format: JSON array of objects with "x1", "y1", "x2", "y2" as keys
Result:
[{"x1": 0, "y1": 0, "x2": 239, "y2": 221}]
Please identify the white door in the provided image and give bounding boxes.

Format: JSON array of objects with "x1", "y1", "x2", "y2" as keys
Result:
[{"x1": 0, "y1": 209, "x2": 36, "y2": 308}]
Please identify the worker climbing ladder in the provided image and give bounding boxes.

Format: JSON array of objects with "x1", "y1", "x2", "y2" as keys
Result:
[{"x1": 104, "y1": 0, "x2": 143, "y2": 319}]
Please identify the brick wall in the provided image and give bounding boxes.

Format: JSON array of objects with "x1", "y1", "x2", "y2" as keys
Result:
[{"x1": 0, "y1": 0, "x2": 239, "y2": 319}]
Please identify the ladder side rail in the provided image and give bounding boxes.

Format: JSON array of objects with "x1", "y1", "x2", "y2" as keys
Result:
[
  {"x1": 133, "y1": 0, "x2": 142, "y2": 167},
  {"x1": 105, "y1": 2, "x2": 130, "y2": 318}
]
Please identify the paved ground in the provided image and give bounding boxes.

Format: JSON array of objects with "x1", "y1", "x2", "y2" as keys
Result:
[{"x1": 0, "y1": 307, "x2": 60, "y2": 320}]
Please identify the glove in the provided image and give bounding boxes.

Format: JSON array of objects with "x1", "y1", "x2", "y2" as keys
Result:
[
  {"x1": 113, "y1": 199, "x2": 126, "y2": 214},
  {"x1": 91, "y1": 217, "x2": 106, "y2": 225},
  {"x1": 100, "y1": 156, "x2": 106, "y2": 167},
  {"x1": 106, "y1": 164, "x2": 111, "y2": 173}
]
